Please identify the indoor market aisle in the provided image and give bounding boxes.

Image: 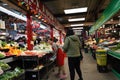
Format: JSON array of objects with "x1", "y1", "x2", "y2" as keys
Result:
[{"x1": 47, "y1": 51, "x2": 118, "y2": 80}]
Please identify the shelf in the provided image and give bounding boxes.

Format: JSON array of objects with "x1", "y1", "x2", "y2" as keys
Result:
[
  {"x1": 44, "y1": 61, "x2": 55, "y2": 67},
  {"x1": 20, "y1": 56, "x2": 43, "y2": 61},
  {"x1": 112, "y1": 69, "x2": 120, "y2": 79},
  {"x1": 0, "y1": 56, "x2": 15, "y2": 63},
  {"x1": 25, "y1": 68, "x2": 43, "y2": 72},
  {"x1": 13, "y1": 72, "x2": 25, "y2": 80},
  {"x1": 107, "y1": 50, "x2": 120, "y2": 60}
]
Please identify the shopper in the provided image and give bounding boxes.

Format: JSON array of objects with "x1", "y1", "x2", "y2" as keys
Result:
[
  {"x1": 47, "y1": 38, "x2": 67, "y2": 79},
  {"x1": 63, "y1": 29, "x2": 83, "y2": 80},
  {"x1": 48, "y1": 38, "x2": 58, "y2": 55}
]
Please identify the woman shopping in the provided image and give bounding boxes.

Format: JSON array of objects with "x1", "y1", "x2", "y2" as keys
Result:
[{"x1": 63, "y1": 29, "x2": 83, "y2": 80}]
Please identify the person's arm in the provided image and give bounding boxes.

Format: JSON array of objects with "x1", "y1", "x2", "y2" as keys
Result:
[{"x1": 62, "y1": 38, "x2": 69, "y2": 53}]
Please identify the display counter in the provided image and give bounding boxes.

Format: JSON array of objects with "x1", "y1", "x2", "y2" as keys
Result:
[{"x1": 107, "y1": 50, "x2": 120, "y2": 79}]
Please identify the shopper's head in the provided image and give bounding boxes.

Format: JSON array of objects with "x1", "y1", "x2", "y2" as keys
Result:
[{"x1": 66, "y1": 29, "x2": 74, "y2": 37}]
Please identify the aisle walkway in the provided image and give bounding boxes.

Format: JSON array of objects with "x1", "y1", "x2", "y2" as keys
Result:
[{"x1": 47, "y1": 51, "x2": 118, "y2": 80}]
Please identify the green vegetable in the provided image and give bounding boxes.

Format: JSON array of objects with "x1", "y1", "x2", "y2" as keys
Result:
[
  {"x1": 0, "y1": 67, "x2": 24, "y2": 80},
  {"x1": 0, "y1": 53, "x2": 5, "y2": 58},
  {"x1": 117, "y1": 43, "x2": 120, "y2": 48},
  {"x1": 1, "y1": 41, "x2": 7, "y2": 47}
]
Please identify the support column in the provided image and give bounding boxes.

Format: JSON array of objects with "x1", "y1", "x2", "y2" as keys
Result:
[
  {"x1": 50, "y1": 26, "x2": 53, "y2": 40},
  {"x1": 26, "y1": 13, "x2": 33, "y2": 50}
]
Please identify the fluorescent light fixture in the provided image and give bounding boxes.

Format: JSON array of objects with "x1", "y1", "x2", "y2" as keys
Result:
[
  {"x1": 0, "y1": 6, "x2": 27, "y2": 21},
  {"x1": 74, "y1": 30, "x2": 82, "y2": 31},
  {"x1": 70, "y1": 24, "x2": 84, "y2": 27},
  {"x1": 40, "y1": 24, "x2": 46, "y2": 29},
  {"x1": 0, "y1": 32, "x2": 8, "y2": 35},
  {"x1": 68, "y1": 18, "x2": 85, "y2": 22},
  {"x1": 72, "y1": 27, "x2": 83, "y2": 30},
  {"x1": 64, "y1": 7, "x2": 87, "y2": 14},
  {"x1": 3, "y1": 3, "x2": 8, "y2": 6}
]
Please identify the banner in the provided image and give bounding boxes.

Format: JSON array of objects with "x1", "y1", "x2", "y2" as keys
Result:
[{"x1": 89, "y1": 0, "x2": 120, "y2": 34}]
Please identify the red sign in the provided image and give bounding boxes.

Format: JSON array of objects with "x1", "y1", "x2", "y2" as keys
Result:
[{"x1": 18, "y1": 0, "x2": 63, "y2": 29}]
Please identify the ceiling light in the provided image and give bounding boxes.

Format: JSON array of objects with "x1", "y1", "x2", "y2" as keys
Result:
[
  {"x1": 0, "y1": 6, "x2": 27, "y2": 21},
  {"x1": 72, "y1": 27, "x2": 83, "y2": 29},
  {"x1": 40, "y1": 24, "x2": 46, "y2": 29},
  {"x1": 0, "y1": 32, "x2": 8, "y2": 35},
  {"x1": 64, "y1": 7, "x2": 88, "y2": 14},
  {"x1": 3, "y1": 3, "x2": 8, "y2": 6},
  {"x1": 35, "y1": 15, "x2": 38, "y2": 17},
  {"x1": 70, "y1": 24, "x2": 84, "y2": 27},
  {"x1": 74, "y1": 30, "x2": 82, "y2": 31},
  {"x1": 68, "y1": 18, "x2": 85, "y2": 22}
]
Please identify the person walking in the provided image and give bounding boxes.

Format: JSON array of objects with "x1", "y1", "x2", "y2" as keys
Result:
[{"x1": 63, "y1": 29, "x2": 83, "y2": 80}]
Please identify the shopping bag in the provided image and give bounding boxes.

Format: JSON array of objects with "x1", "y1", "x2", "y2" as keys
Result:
[{"x1": 56, "y1": 48, "x2": 65, "y2": 66}]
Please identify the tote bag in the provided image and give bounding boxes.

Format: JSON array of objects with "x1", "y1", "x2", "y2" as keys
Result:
[{"x1": 56, "y1": 48, "x2": 66, "y2": 66}]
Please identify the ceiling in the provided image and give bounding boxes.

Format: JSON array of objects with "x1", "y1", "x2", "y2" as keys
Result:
[
  {"x1": 40, "y1": 0, "x2": 120, "y2": 28},
  {"x1": 0, "y1": 0, "x2": 120, "y2": 30}
]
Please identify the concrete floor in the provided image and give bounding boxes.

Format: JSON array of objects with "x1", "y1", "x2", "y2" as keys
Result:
[{"x1": 45, "y1": 51, "x2": 118, "y2": 80}]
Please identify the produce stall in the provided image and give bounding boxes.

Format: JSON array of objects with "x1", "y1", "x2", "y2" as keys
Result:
[
  {"x1": 0, "y1": 0, "x2": 65, "y2": 80},
  {"x1": 0, "y1": 56, "x2": 25, "y2": 80},
  {"x1": 107, "y1": 49, "x2": 120, "y2": 79},
  {"x1": 0, "y1": 41, "x2": 57, "y2": 80}
]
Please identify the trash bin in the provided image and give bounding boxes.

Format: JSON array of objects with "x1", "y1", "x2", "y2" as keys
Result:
[{"x1": 96, "y1": 49, "x2": 108, "y2": 73}]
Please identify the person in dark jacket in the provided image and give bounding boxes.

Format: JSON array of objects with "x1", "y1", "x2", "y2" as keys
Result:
[{"x1": 63, "y1": 29, "x2": 83, "y2": 80}]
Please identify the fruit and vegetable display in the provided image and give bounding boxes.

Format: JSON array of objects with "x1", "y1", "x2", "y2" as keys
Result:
[
  {"x1": 0, "y1": 62, "x2": 11, "y2": 71},
  {"x1": 33, "y1": 42, "x2": 52, "y2": 52},
  {"x1": 0, "y1": 67, "x2": 3, "y2": 75},
  {"x1": 19, "y1": 42, "x2": 53, "y2": 57},
  {"x1": 0, "y1": 40, "x2": 53, "y2": 57},
  {"x1": 0, "y1": 67, "x2": 24, "y2": 80},
  {"x1": 109, "y1": 43, "x2": 120, "y2": 51},
  {"x1": 0, "y1": 41, "x2": 26, "y2": 56},
  {"x1": 0, "y1": 52, "x2": 6, "y2": 58}
]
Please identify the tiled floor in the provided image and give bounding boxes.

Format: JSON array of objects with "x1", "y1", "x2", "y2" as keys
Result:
[{"x1": 45, "y1": 51, "x2": 118, "y2": 80}]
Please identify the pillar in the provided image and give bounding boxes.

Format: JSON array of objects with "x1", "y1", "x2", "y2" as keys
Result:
[
  {"x1": 26, "y1": 13, "x2": 33, "y2": 50},
  {"x1": 50, "y1": 26, "x2": 53, "y2": 40}
]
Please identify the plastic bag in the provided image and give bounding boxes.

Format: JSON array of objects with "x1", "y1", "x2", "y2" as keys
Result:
[{"x1": 56, "y1": 48, "x2": 65, "y2": 66}]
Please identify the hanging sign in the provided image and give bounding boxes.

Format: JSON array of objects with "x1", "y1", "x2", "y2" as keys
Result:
[
  {"x1": 89, "y1": 0, "x2": 120, "y2": 34},
  {"x1": 18, "y1": 0, "x2": 63, "y2": 29}
]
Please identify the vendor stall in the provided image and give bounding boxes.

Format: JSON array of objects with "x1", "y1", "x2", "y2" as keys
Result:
[{"x1": 107, "y1": 50, "x2": 120, "y2": 79}]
